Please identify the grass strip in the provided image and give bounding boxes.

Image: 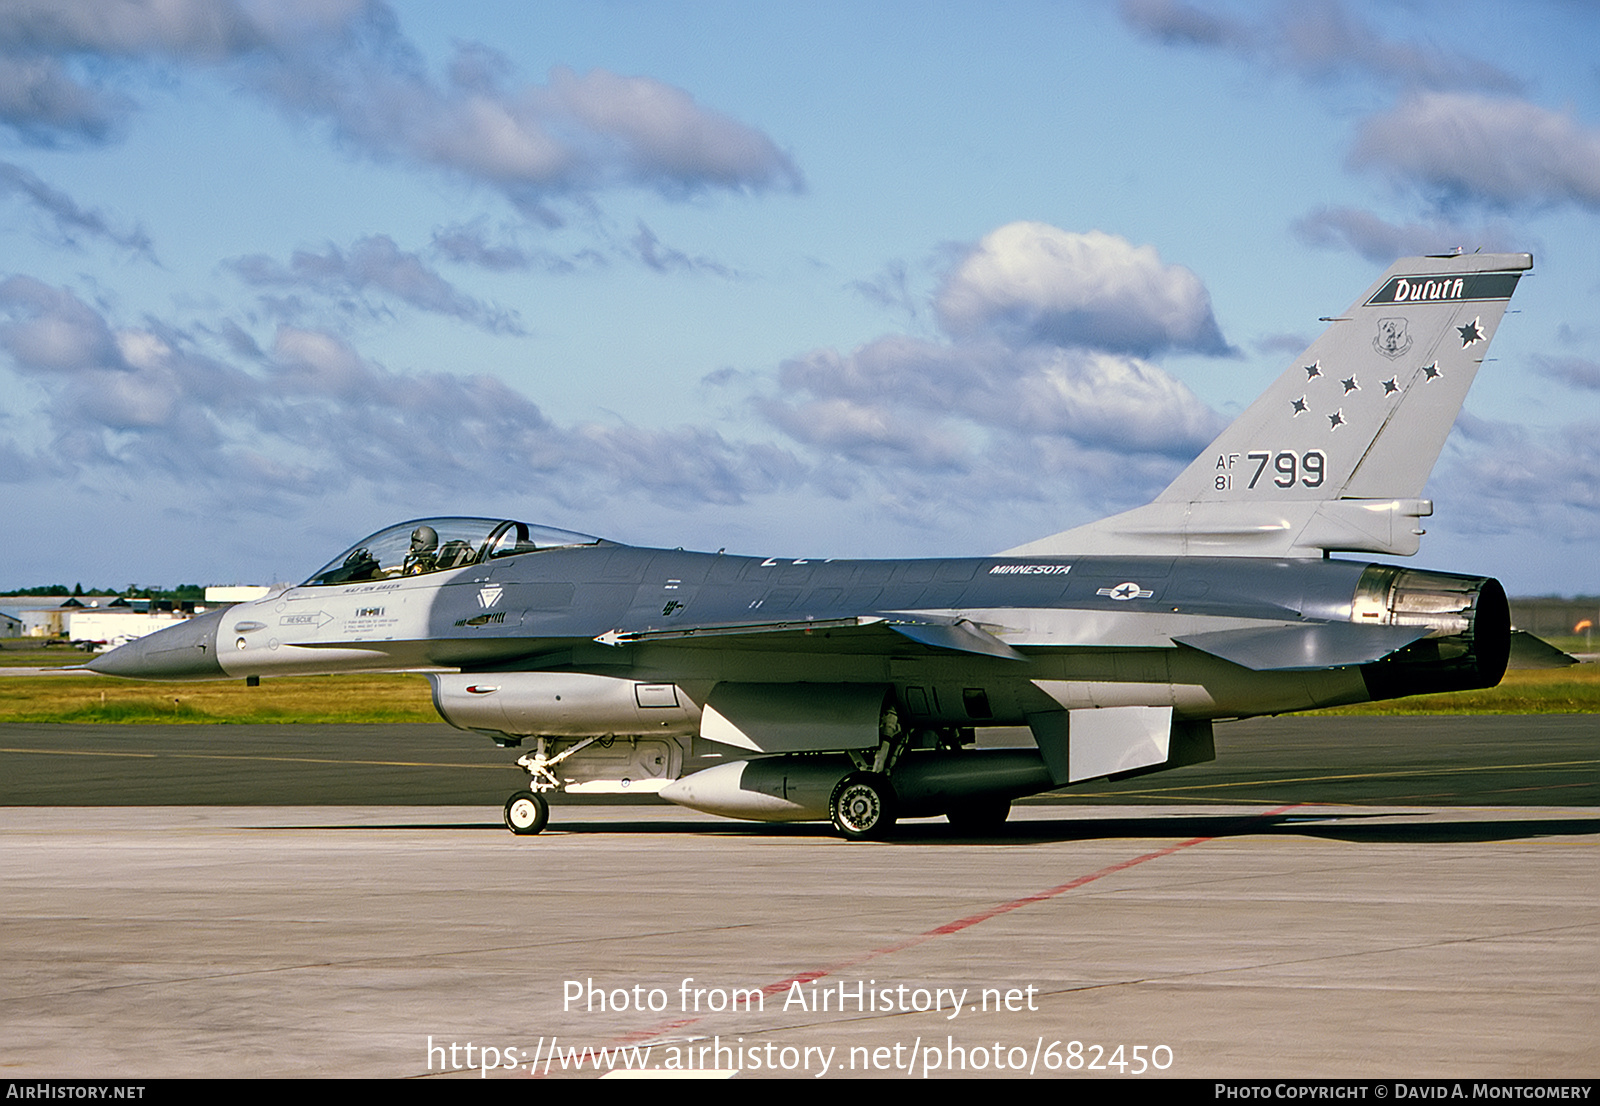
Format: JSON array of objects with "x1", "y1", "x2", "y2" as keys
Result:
[
  {"x1": 0, "y1": 672, "x2": 438, "y2": 724},
  {"x1": 1306, "y1": 664, "x2": 1600, "y2": 715}
]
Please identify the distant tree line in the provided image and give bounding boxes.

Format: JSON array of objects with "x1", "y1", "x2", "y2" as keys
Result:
[{"x1": 2, "y1": 584, "x2": 206, "y2": 601}]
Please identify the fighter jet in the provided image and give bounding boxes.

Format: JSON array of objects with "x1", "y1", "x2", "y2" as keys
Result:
[{"x1": 91, "y1": 252, "x2": 1534, "y2": 838}]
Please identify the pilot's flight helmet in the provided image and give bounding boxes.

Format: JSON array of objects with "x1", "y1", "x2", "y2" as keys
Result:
[{"x1": 410, "y1": 525, "x2": 438, "y2": 552}]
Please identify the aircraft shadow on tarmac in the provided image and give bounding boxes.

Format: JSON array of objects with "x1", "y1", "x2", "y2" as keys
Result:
[
  {"x1": 259, "y1": 811, "x2": 1600, "y2": 845},
  {"x1": 1259, "y1": 814, "x2": 1600, "y2": 845}
]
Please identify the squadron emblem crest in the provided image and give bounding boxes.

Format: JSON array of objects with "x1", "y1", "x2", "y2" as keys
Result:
[{"x1": 1373, "y1": 317, "x2": 1412, "y2": 359}]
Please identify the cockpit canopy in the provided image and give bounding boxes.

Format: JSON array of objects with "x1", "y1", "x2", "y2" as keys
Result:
[{"x1": 304, "y1": 518, "x2": 601, "y2": 586}]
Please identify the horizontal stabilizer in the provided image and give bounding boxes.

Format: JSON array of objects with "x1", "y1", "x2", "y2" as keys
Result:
[
  {"x1": 1175, "y1": 621, "x2": 1431, "y2": 671},
  {"x1": 1506, "y1": 630, "x2": 1578, "y2": 670}
]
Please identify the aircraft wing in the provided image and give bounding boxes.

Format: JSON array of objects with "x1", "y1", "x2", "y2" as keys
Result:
[
  {"x1": 600, "y1": 614, "x2": 1453, "y2": 671},
  {"x1": 592, "y1": 613, "x2": 1027, "y2": 661},
  {"x1": 1173, "y1": 621, "x2": 1432, "y2": 671}
]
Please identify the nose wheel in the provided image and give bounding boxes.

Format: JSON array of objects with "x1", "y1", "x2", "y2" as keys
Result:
[{"x1": 504, "y1": 791, "x2": 549, "y2": 835}]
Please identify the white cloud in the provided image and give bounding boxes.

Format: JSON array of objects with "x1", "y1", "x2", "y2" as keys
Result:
[
  {"x1": 0, "y1": 281, "x2": 802, "y2": 511},
  {"x1": 1292, "y1": 204, "x2": 1518, "y2": 263},
  {"x1": 1119, "y1": 0, "x2": 1521, "y2": 93},
  {"x1": 0, "y1": 160, "x2": 153, "y2": 256},
  {"x1": 0, "y1": 0, "x2": 359, "y2": 57},
  {"x1": 1351, "y1": 93, "x2": 1600, "y2": 211},
  {"x1": 0, "y1": 2, "x2": 802, "y2": 208},
  {"x1": 75, "y1": 356, "x2": 181, "y2": 429},
  {"x1": 571, "y1": 423, "x2": 804, "y2": 507},
  {"x1": 6, "y1": 215, "x2": 1230, "y2": 551},
  {"x1": 229, "y1": 234, "x2": 525, "y2": 333},
  {"x1": 773, "y1": 333, "x2": 1007, "y2": 413},
  {"x1": 430, "y1": 220, "x2": 539, "y2": 272},
  {"x1": 1534, "y1": 355, "x2": 1600, "y2": 393},
  {"x1": 746, "y1": 224, "x2": 1230, "y2": 526},
  {"x1": 764, "y1": 333, "x2": 1219, "y2": 465},
  {"x1": 936, "y1": 224, "x2": 1230, "y2": 356},
  {"x1": 1271, "y1": 0, "x2": 1521, "y2": 93},
  {"x1": 1003, "y1": 348, "x2": 1222, "y2": 451},
  {"x1": 0, "y1": 275, "x2": 127, "y2": 373},
  {"x1": 1118, "y1": 0, "x2": 1254, "y2": 51},
  {"x1": 760, "y1": 393, "x2": 974, "y2": 472},
  {"x1": 251, "y1": 42, "x2": 804, "y2": 207},
  {"x1": 0, "y1": 52, "x2": 123, "y2": 141},
  {"x1": 548, "y1": 66, "x2": 802, "y2": 194},
  {"x1": 630, "y1": 222, "x2": 738, "y2": 278},
  {"x1": 1438, "y1": 413, "x2": 1600, "y2": 542},
  {"x1": 0, "y1": 0, "x2": 365, "y2": 141}
]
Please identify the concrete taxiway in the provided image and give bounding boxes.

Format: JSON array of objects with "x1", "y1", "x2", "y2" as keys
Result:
[{"x1": 1, "y1": 715, "x2": 1596, "y2": 1079}]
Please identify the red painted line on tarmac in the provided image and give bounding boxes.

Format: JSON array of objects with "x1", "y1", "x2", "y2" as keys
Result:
[{"x1": 601, "y1": 804, "x2": 1300, "y2": 1053}]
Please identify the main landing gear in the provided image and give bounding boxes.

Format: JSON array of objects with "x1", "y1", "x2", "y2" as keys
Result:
[
  {"x1": 826, "y1": 704, "x2": 919, "y2": 841},
  {"x1": 829, "y1": 771, "x2": 897, "y2": 840},
  {"x1": 828, "y1": 720, "x2": 1013, "y2": 840}
]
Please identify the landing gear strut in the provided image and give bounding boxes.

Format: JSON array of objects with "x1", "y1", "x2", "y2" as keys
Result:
[{"x1": 827, "y1": 701, "x2": 912, "y2": 840}]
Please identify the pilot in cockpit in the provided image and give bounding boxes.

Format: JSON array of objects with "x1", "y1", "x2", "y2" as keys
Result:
[{"x1": 402, "y1": 525, "x2": 439, "y2": 575}]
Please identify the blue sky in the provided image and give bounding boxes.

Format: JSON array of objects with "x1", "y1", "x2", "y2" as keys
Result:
[{"x1": 1, "y1": 0, "x2": 1596, "y2": 594}]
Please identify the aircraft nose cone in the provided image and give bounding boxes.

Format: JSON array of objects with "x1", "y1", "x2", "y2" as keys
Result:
[{"x1": 87, "y1": 608, "x2": 227, "y2": 680}]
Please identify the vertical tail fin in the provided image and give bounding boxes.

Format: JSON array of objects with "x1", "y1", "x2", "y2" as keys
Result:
[{"x1": 1008, "y1": 252, "x2": 1532, "y2": 558}]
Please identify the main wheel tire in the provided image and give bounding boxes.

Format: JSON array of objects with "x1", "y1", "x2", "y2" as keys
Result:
[
  {"x1": 946, "y1": 798, "x2": 1011, "y2": 832},
  {"x1": 504, "y1": 791, "x2": 548, "y2": 835},
  {"x1": 829, "y1": 772, "x2": 897, "y2": 840}
]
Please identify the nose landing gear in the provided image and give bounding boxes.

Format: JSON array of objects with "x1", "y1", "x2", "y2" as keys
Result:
[
  {"x1": 499, "y1": 736, "x2": 601, "y2": 836},
  {"x1": 503, "y1": 791, "x2": 548, "y2": 835}
]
